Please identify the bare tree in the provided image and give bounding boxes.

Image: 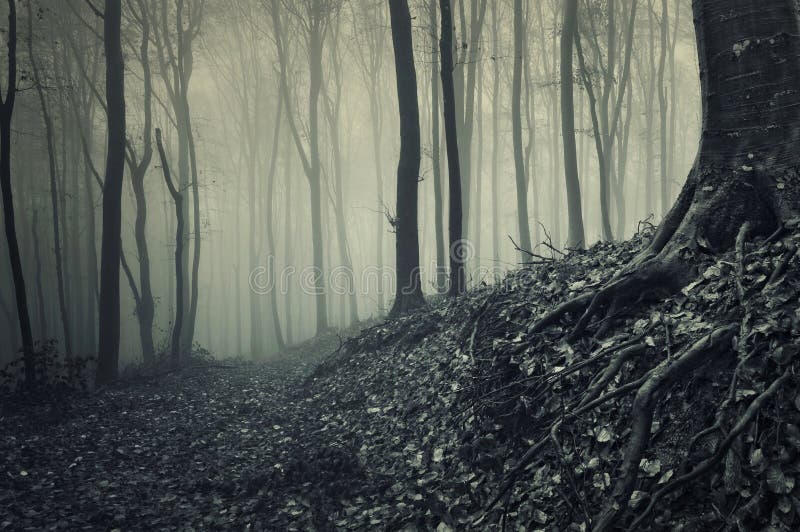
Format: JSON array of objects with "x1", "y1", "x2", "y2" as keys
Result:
[
  {"x1": 0, "y1": 0, "x2": 35, "y2": 386},
  {"x1": 388, "y1": 0, "x2": 425, "y2": 315},
  {"x1": 440, "y1": 0, "x2": 466, "y2": 296},
  {"x1": 560, "y1": 0, "x2": 586, "y2": 250},
  {"x1": 96, "y1": 0, "x2": 126, "y2": 384}
]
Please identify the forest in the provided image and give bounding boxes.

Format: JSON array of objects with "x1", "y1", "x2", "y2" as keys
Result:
[{"x1": 1, "y1": 0, "x2": 800, "y2": 530}]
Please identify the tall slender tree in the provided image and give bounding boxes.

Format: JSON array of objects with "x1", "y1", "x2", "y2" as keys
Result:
[
  {"x1": 440, "y1": 0, "x2": 466, "y2": 295},
  {"x1": 0, "y1": 0, "x2": 35, "y2": 386},
  {"x1": 96, "y1": 0, "x2": 126, "y2": 384},
  {"x1": 511, "y1": 0, "x2": 532, "y2": 258},
  {"x1": 560, "y1": 0, "x2": 586, "y2": 250},
  {"x1": 388, "y1": 0, "x2": 425, "y2": 315}
]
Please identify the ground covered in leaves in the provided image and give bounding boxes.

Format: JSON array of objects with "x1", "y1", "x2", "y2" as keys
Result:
[{"x1": 2, "y1": 226, "x2": 800, "y2": 530}]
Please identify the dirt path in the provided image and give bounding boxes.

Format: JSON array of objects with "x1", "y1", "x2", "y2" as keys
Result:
[{"x1": 0, "y1": 358, "x2": 366, "y2": 530}]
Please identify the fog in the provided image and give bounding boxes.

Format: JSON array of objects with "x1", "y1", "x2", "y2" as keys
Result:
[{"x1": 0, "y1": 0, "x2": 700, "y2": 367}]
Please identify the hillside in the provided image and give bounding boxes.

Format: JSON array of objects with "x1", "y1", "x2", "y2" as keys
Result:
[{"x1": 2, "y1": 224, "x2": 799, "y2": 530}]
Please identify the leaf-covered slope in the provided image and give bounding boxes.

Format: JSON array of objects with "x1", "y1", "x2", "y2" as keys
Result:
[{"x1": 2, "y1": 226, "x2": 799, "y2": 531}]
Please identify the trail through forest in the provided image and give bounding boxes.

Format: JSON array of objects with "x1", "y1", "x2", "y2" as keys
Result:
[
  {"x1": 1, "y1": 348, "x2": 360, "y2": 530},
  {"x1": 3, "y1": 226, "x2": 800, "y2": 530}
]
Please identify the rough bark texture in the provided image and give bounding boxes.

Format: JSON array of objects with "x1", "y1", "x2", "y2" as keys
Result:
[
  {"x1": 389, "y1": 0, "x2": 425, "y2": 316},
  {"x1": 652, "y1": 0, "x2": 800, "y2": 254}
]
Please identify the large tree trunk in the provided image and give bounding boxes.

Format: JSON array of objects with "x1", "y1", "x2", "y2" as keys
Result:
[
  {"x1": 533, "y1": 3, "x2": 800, "y2": 529},
  {"x1": 389, "y1": 0, "x2": 425, "y2": 315},
  {"x1": 642, "y1": 0, "x2": 800, "y2": 258},
  {"x1": 96, "y1": 0, "x2": 126, "y2": 385}
]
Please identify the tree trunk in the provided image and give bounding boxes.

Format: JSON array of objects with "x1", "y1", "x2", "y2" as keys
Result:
[
  {"x1": 512, "y1": 0, "x2": 532, "y2": 259},
  {"x1": 430, "y1": 0, "x2": 447, "y2": 294},
  {"x1": 389, "y1": 0, "x2": 426, "y2": 315},
  {"x1": 0, "y1": 0, "x2": 34, "y2": 386},
  {"x1": 657, "y1": 0, "x2": 669, "y2": 218},
  {"x1": 156, "y1": 129, "x2": 184, "y2": 368},
  {"x1": 490, "y1": 0, "x2": 500, "y2": 268},
  {"x1": 129, "y1": 9, "x2": 156, "y2": 364},
  {"x1": 560, "y1": 0, "x2": 586, "y2": 250},
  {"x1": 440, "y1": 0, "x2": 466, "y2": 296},
  {"x1": 96, "y1": 0, "x2": 126, "y2": 384},
  {"x1": 27, "y1": 2, "x2": 73, "y2": 359}
]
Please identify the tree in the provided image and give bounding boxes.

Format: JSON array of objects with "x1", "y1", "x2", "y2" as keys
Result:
[
  {"x1": 124, "y1": 0, "x2": 157, "y2": 364},
  {"x1": 0, "y1": 0, "x2": 35, "y2": 387},
  {"x1": 388, "y1": 0, "x2": 425, "y2": 315},
  {"x1": 440, "y1": 0, "x2": 466, "y2": 296},
  {"x1": 428, "y1": 0, "x2": 447, "y2": 293},
  {"x1": 156, "y1": 128, "x2": 184, "y2": 367},
  {"x1": 96, "y1": 0, "x2": 126, "y2": 384},
  {"x1": 559, "y1": 0, "x2": 586, "y2": 250},
  {"x1": 26, "y1": 0, "x2": 73, "y2": 359},
  {"x1": 270, "y1": 0, "x2": 336, "y2": 334},
  {"x1": 511, "y1": 0, "x2": 532, "y2": 260},
  {"x1": 536, "y1": 0, "x2": 800, "y2": 528},
  {"x1": 147, "y1": 0, "x2": 205, "y2": 354}
]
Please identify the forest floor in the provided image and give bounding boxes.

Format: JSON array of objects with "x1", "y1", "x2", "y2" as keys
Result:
[{"x1": 2, "y1": 226, "x2": 800, "y2": 531}]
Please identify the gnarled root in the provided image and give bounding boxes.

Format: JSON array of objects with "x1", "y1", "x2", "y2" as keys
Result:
[
  {"x1": 628, "y1": 370, "x2": 791, "y2": 531},
  {"x1": 591, "y1": 325, "x2": 738, "y2": 532}
]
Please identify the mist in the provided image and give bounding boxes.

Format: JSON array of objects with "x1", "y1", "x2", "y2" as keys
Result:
[{"x1": 0, "y1": 0, "x2": 700, "y2": 368}]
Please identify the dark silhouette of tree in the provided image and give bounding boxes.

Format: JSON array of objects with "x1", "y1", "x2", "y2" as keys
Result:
[
  {"x1": 559, "y1": 0, "x2": 586, "y2": 250},
  {"x1": 0, "y1": 0, "x2": 35, "y2": 387},
  {"x1": 388, "y1": 0, "x2": 425, "y2": 315},
  {"x1": 156, "y1": 128, "x2": 184, "y2": 368},
  {"x1": 440, "y1": 0, "x2": 465, "y2": 296},
  {"x1": 96, "y1": 0, "x2": 127, "y2": 384}
]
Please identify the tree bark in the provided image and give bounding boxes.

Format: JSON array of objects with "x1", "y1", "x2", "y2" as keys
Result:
[{"x1": 389, "y1": 0, "x2": 426, "y2": 315}]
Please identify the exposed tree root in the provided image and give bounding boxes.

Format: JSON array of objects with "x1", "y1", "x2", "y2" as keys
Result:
[
  {"x1": 579, "y1": 342, "x2": 647, "y2": 408},
  {"x1": 591, "y1": 324, "x2": 738, "y2": 532},
  {"x1": 628, "y1": 370, "x2": 791, "y2": 531},
  {"x1": 529, "y1": 292, "x2": 596, "y2": 335}
]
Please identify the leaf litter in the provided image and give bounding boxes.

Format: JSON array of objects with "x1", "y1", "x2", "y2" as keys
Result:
[{"x1": 2, "y1": 224, "x2": 800, "y2": 530}]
